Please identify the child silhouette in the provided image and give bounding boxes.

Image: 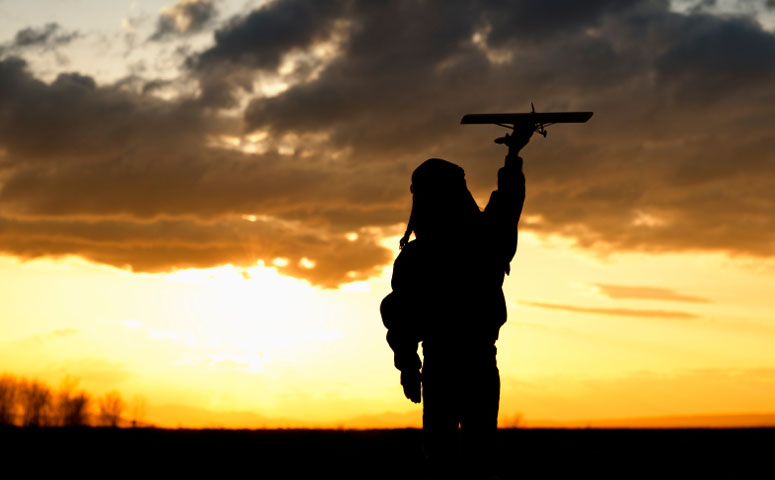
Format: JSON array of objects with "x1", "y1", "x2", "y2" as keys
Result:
[{"x1": 381, "y1": 128, "x2": 530, "y2": 478}]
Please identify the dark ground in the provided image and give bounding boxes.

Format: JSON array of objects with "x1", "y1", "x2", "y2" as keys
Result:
[{"x1": 3, "y1": 427, "x2": 772, "y2": 478}]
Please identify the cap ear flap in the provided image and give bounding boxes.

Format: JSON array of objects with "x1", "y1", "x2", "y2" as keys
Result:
[{"x1": 399, "y1": 204, "x2": 415, "y2": 250}]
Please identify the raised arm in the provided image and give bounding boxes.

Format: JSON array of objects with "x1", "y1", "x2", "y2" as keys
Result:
[{"x1": 483, "y1": 129, "x2": 530, "y2": 274}]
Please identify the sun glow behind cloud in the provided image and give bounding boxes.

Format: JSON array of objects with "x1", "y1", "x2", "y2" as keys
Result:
[
  {"x1": 161, "y1": 263, "x2": 348, "y2": 363},
  {"x1": 0, "y1": 252, "x2": 404, "y2": 425}
]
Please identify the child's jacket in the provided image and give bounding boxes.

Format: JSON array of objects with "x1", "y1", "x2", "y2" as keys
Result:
[{"x1": 381, "y1": 155, "x2": 525, "y2": 373}]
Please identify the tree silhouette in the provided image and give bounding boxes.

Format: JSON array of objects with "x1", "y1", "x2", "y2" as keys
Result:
[
  {"x1": 0, "y1": 374, "x2": 18, "y2": 425},
  {"x1": 99, "y1": 391, "x2": 124, "y2": 427},
  {"x1": 56, "y1": 376, "x2": 91, "y2": 427},
  {"x1": 20, "y1": 379, "x2": 52, "y2": 427},
  {"x1": 0, "y1": 372, "x2": 139, "y2": 428}
]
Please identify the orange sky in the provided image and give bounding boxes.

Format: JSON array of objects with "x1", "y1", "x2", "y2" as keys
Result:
[
  {"x1": 1, "y1": 0, "x2": 774, "y2": 428},
  {"x1": 2, "y1": 231, "x2": 774, "y2": 428}
]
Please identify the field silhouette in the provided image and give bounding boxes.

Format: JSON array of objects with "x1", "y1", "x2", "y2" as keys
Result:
[
  {"x1": 4, "y1": 426, "x2": 771, "y2": 478},
  {"x1": 2, "y1": 373, "x2": 772, "y2": 477}
]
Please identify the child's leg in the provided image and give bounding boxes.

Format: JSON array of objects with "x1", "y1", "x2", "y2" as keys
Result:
[
  {"x1": 460, "y1": 356, "x2": 500, "y2": 477},
  {"x1": 422, "y1": 359, "x2": 460, "y2": 478}
]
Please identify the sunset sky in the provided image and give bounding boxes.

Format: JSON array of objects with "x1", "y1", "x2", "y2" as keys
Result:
[{"x1": 1, "y1": 0, "x2": 774, "y2": 428}]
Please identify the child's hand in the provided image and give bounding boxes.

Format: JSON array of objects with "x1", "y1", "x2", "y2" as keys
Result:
[
  {"x1": 495, "y1": 128, "x2": 533, "y2": 156},
  {"x1": 400, "y1": 370, "x2": 422, "y2": 404}
]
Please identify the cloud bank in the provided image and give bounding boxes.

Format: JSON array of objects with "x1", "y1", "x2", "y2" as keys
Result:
[{"x1": 1, "y1": 0, "x2": 773, "y2": 286}]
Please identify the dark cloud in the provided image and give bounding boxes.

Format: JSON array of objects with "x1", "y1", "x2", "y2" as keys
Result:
[
  {"x1": 1, "y1": 0, "x2": 774, "y2": 287},
  {"x1": 198, "y1": 0, "x2": 344, "y2": 68},
  {"x1": 480, "y1": 0, "x2": 642, "y2": 44},
  {"x1": 150, "y1": 0, "x2": 219, "y2": 41},
  {"x1": 11, "y1": 22, "x2": 79, "y2": 49},
  {"x1": 521, "y1": 301, "x2": 699, "y2": 319},
  {"x1": 0, "y1": 57, "x2": 209, "y2": 162},
  {"x1": 0, "y1": 57, "x2": 398, "y2": 286},
  {"x1": 0, "y1": 23, "x2": 78, "y2": 58},
  {"x1": 655, "y1": 15, "x2": 775, "y2": 104},
  {"x1": 0, "y1": 215, "x2": 390, "y2": 287},
  {"x1": 594, "y1": 284, "x2": 711, "y2": 303},
  {"x1": 189, "y1": 0, "x2": 349, "y2": 107},
  {"x1": 221, "y1": 0, "x2": 775, "y2": 260}
]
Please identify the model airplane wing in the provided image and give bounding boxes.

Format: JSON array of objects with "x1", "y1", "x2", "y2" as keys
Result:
[
  {"x1": 460, "y1": 112, "x2": 593, "y2": 125},
  {"x1": 461, "y1": 103, "x2": 593, "y2": 138}
]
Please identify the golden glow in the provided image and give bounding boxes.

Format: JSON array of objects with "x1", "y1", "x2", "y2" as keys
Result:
[{"x1": 1, "y1": 230, "x2": 774, "y2": 428}]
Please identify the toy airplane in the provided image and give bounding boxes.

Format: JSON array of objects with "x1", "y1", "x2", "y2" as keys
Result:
[{"x1": 461, "y1": 103, "x2": 593, "y2": 138}]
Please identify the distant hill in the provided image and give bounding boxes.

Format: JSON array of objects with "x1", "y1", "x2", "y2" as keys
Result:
[
  {"x1": 145, "y1": 404, "x2": 775, "y2": 429},
  {"x1": 525, "y1": 412, "x2": 775, "y2": 428},
  {"x1": 148, "y1": 403, "x2": 306, "y2": 429}
]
